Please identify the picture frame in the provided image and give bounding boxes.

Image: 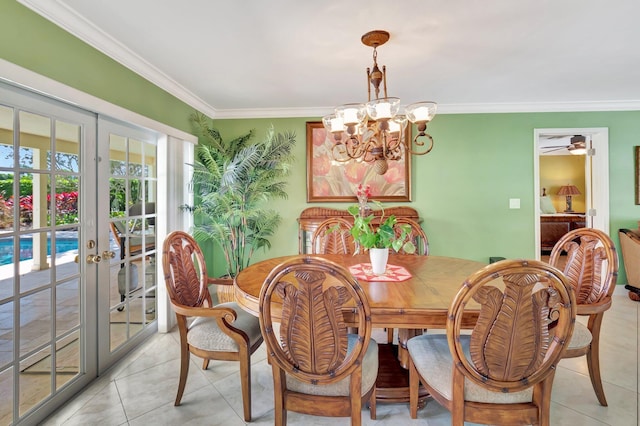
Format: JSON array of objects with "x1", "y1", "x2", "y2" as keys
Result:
[
  {"x1": 305, "y1": 122, "x2": 412, "y2": 202},
  {"x1": 635, "y1": 146, "x2": 640, "y2": 205}
]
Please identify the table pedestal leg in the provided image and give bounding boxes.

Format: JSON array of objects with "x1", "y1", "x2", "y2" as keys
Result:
[
  {"x1": 374, "y1": 343, "x2": 429, "y2": 406},
  {"x1": 396, "y1": 328, "x2": 424, "y2": 369}
]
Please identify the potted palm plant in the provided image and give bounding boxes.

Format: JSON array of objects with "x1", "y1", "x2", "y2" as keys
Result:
[
  {"x1": 347, "y1": 201, "x2": 416, "y2": 274},
  {"x1": 186, "y1": 112, "x2": 296, "y2": 297}
]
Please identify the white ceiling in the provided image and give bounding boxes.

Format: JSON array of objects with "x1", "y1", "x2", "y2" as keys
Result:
[{"x1": 19, "y1": 0, "x2": 640, "y2": 120}]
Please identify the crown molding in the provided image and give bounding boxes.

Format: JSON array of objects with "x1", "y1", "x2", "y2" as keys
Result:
[
  {"x1": 18, "y1": 0, "x2": 218, "y2": 118},
  {"x1": 438, "y1": 100, "x2": 640, "y2": 114},
  {"x1": 213, "y1": 100, "x2": 640, "y2": 119},
  {"x1": 0, "y1": 58, "x2": 198, "y2": 143},
  {"x1": 213, "y1": 107, "x2": 335, "y2": 120}
]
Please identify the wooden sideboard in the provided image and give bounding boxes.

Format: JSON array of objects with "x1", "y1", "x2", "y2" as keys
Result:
[
  {"x1": 540, "y1": 214, "x2": 586, "y2": 252},
  {"x1": 297, "y1": 206, "x2": 421, "y2": 254}
]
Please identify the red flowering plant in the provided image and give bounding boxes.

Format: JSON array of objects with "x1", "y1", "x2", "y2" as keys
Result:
[
  {"x1": 356, "y1": 183, "x2": 371, "y2": 205},
  {"x1": 3, "y1": 191, "x2": 79, "y2": 226},
  {"x1": 355, "y1": 183, "x2": 372, "y2": 218},
  {"x1": 0, "y1": 195, "x2": 11, "y2": 229}
]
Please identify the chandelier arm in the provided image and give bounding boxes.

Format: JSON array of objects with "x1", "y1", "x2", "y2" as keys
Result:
[
  {"x1": 331, "y1": 141, "x2": 352, "y2": 162},
  {"x1": 347, "y1": 135, "x2": 374, "y2": 159},
  {"x1": 385, "y1": 134, "x2": 402, "y2": 151},
  {"x1": 407, "y1": 133, "x2": 435, "y2": 156},
  {"x1": 385, "y1": 143, "x2": 403, "y2": 161},
  {"x1": 360, "y1": 137, "x2": 381, "y2": 159},
  {"x1": 361, "y1": 151, "x2": 378, "y2": 163}
]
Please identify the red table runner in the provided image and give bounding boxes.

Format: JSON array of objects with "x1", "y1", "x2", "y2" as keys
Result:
[{"x1": 348, "y1": 263, "x2": 412, "y2": 282}]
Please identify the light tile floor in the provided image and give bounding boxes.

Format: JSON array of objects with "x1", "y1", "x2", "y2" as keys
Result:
[{"x1": 43, "y1": 294, "x2": 639, "y2": 425}]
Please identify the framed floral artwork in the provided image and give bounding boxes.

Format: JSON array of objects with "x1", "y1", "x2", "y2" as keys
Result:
[{"x1": 306, "y1": 121, "x2": 412, "y2": 202}]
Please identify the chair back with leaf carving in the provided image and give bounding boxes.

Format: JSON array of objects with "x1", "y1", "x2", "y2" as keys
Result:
[
  {"x1": 449, "y1": 260, "x2": 575, "y2": 394},
  {"x1": 549, "y1": 228, "x2": 618, "y2": 306},
  {"x1": 548, "y1": 227, "x2": 618, "y2": 406},
  {"x1": 393, "y1": 218, "x2": 429, "y2": 255},
  {"x1": 162, "y1": 231, "x2": 263, "y2": 421},
  {"x1": 408, "y1": 259, "x2": 575, "y2": 425},
  {"x1": 259, "y1": 255, "x2": 377, "y2": 424},
  {"x1": 310, "y1": 217, "x2": 357, "y2": 255},
  {"x1": 163, "y1": 230, "x2": 213, "y2": 309}
]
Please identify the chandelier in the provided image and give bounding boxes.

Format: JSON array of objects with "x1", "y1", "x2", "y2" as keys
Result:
[{"x1": 322, "y1": 30, "x2": 437, "y2": 175}]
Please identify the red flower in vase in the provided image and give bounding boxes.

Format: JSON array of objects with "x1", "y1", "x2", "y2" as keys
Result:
[{"x1": 356, "y1": 184, "x2": 371, "y2": 204}]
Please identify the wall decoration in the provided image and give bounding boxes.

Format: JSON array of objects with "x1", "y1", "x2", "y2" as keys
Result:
[{"x1": 305, "y1": 122, "x2": 411, "y2": 202}]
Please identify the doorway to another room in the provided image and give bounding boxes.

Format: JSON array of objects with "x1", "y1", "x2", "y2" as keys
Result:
[{"x1": 534, "y1": 128, "x2": 610, "y2": 260}]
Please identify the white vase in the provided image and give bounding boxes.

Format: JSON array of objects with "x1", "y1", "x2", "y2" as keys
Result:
[{"x1": 369, "y1": 247, "x2": 389, "y2": 275}]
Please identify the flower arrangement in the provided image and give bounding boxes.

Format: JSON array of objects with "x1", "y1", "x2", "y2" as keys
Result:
[
  {"x1": 356, "y1": 184, "x2": 371, "y2": 216},
  {"x1": 347, "y1": 201, "x2": 416, "y2": 253},
  {"x1": 356, "y1": 183, "x2": 371, "y2": 204}
]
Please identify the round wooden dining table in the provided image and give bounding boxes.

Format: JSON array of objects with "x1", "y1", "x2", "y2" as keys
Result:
[
  {"x1": 234, "y1": 253, "x2": 485, "y2": 328},
  {"x1": 234, "y1": 253, "x2": 487, "y2": 404}
]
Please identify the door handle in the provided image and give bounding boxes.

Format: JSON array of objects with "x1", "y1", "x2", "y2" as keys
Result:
[
  {"x1": 102, "y1": 250, "x2": 116, "y2": 259},
  {"x1": 86, "y1": 254, "x2": 102, "y2": 264}
]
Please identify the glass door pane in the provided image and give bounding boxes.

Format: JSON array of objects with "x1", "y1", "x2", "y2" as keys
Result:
[
  {"x1": 0, "y1": 82, "x2": 96, "y2": 425},
  {"x1": 98, "y1": 117, "x2": 158, "y2": 371}
]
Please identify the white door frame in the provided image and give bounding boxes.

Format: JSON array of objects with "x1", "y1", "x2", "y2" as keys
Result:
[
  {"x1": 0, "y1": 79, "x2": 98, "y2": 425},
  {"x1": 1, "y1": 60, "x2": 196, "y2": 335},
  {"x1": 533, "y1": 127, "x2": 610, "y2": 259}
]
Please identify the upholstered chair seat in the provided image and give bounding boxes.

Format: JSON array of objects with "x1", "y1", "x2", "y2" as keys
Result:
[
  {"x1": 285, "y1": 334, "x2": 378, "y2": 397},
  {"x1": 187, "y1": 302, "x2": 263, "y2": 352},
  {"x1": 408, "y1": 334, "x2": 534, "y2": 404},
  {"x1": 565, "y1": 321, "x2": 593, "y2": 350}
]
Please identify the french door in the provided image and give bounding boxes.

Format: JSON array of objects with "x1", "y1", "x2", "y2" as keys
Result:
[
  {"x1": 0, "y1": 82, "x2": 159, "y2": 424},
  {"x1": 97, "y1": 117, "x2": 158, "y2": 372},
  {"x1": 0, "y1": 82, "x2": 97, "y2": 425}
]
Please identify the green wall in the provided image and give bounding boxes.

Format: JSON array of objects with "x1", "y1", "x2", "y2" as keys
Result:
[
  {"x1": 0, "y1": 0, "x2": 195, "y2": 133},
  {"x1": 3, "y1": 1, "x2": 640, "y2": 285},
  {"x1": 211, "y1": 111, "x2": 640, "y2": 285}
]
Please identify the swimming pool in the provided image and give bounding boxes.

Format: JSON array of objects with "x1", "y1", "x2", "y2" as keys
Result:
[{"x1": 0, "y1": 237, "x2": 79, "y2": 265}]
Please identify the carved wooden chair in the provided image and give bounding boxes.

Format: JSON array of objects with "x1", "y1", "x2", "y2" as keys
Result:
[
  {"x1": 549, "y1": 227, "x2": 618, "y2": 406},
  {"x1": 259, "y1": 255, "x2": 378, "y2": 425},
  {"x1": 310, "y1": 217, "x2": 357, "y2": 255},
  {"x1": 392, "y1": 217, "x2": 429, "y2": 256},
  {"x1": 162, "y1": 231, "x2": 263, "y2": 421},
  {"x1": 408, "y1": 259, "x2": 576, "y2": 426},
  {"x1": 387, "y1": 217, "x2": 429, "y2": 342}
]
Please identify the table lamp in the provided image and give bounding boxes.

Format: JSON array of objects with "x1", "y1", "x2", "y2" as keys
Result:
[{"x1": 557, "y1": 184, "x2": 581, "y2": 212}]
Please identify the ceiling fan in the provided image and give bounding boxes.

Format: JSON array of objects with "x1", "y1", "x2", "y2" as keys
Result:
[{"x1": 540, "y1": 135, "x2": 587, "y2": 155}]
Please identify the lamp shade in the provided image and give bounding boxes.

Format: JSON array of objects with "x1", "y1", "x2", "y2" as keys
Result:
[{"x1": 557, "y1": 185, "x2": 581, "y2": 196}]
